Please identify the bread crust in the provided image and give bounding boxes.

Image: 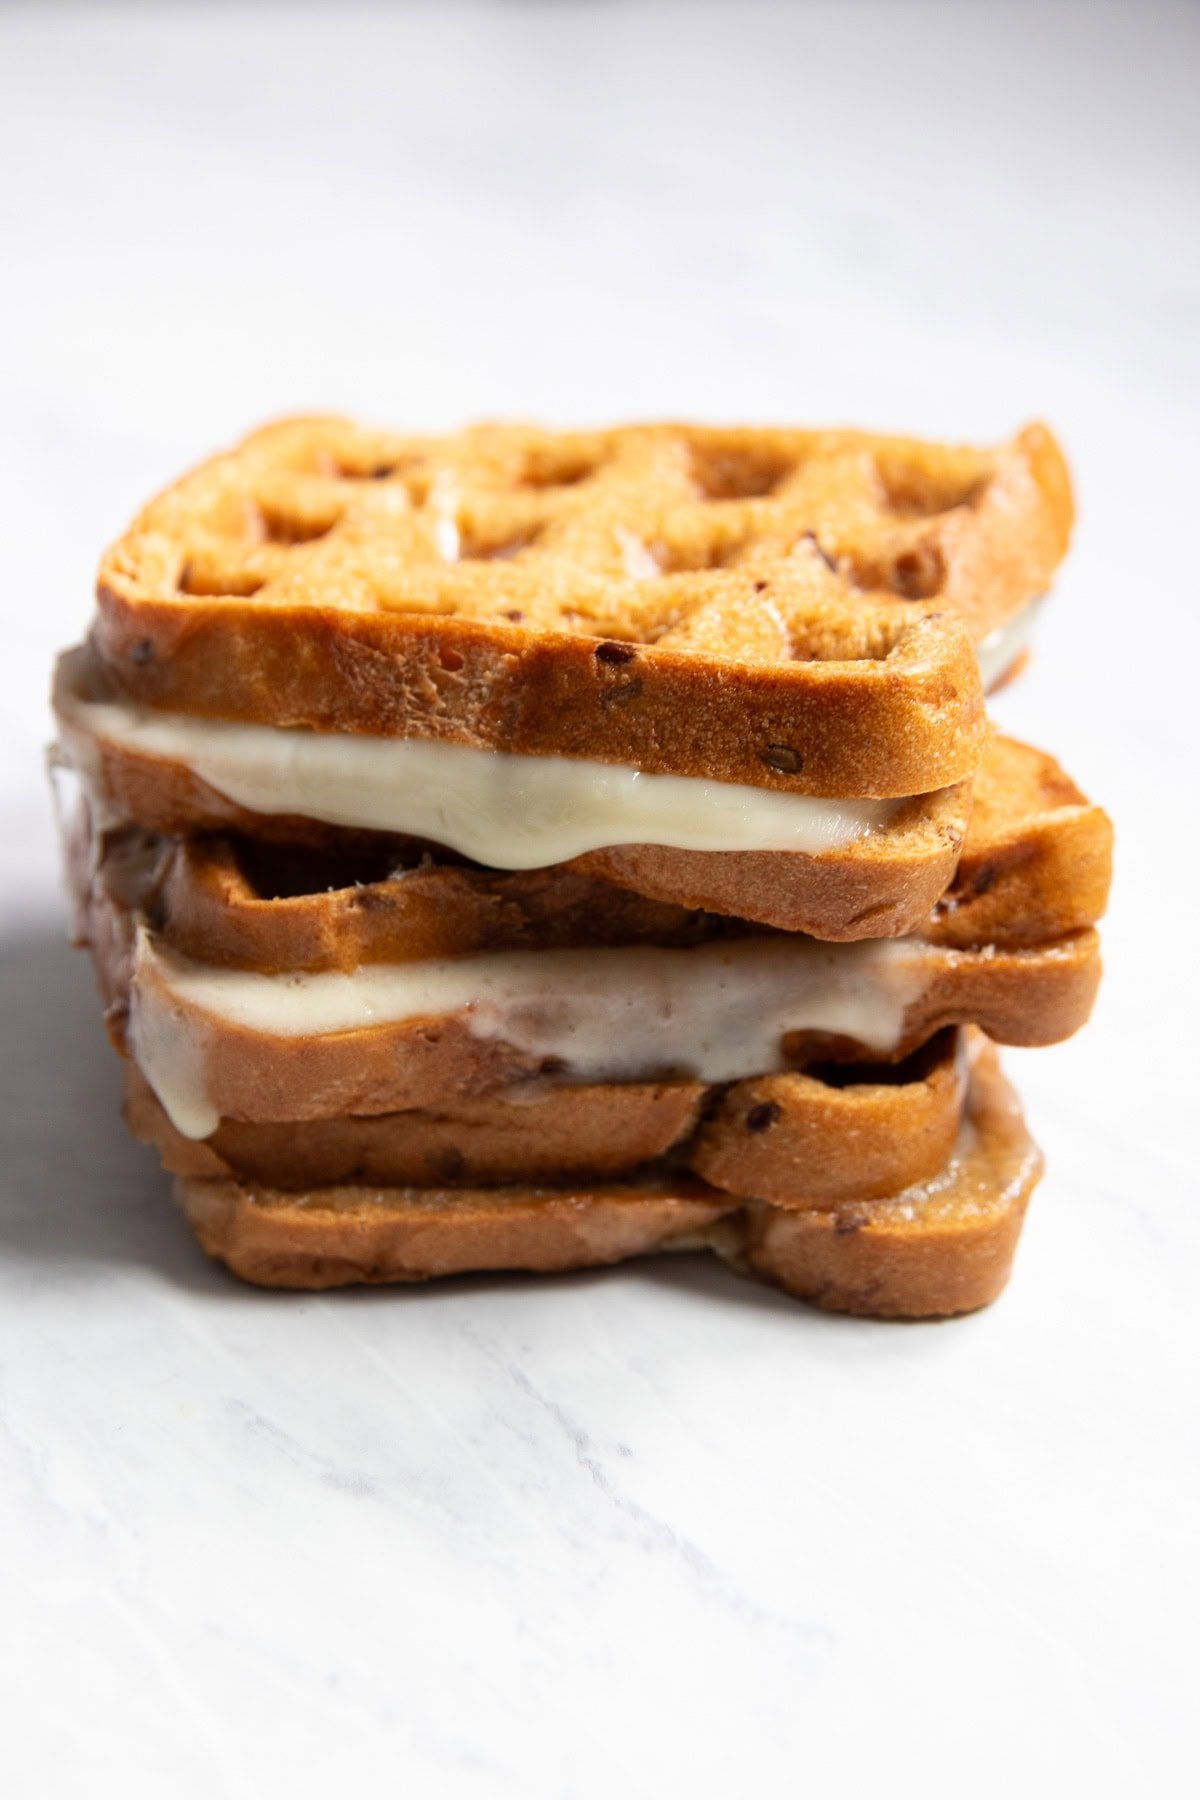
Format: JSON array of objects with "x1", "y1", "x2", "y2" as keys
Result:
[
  {"x1": 174, "y1": 1037, "x2": 1040, "y2": 1319},
  {"x1": 90, "y1": 418, "x2": 1072, "y2": 795},
  {"x1": 736, "y1": 1040, "x2": 1039, "y2": 1317},
  {"x1": 925, "y1": 735, "x2": 1113, "y2": 948},
  {"x1": 124, "y1": 1030, "x2": 968, "y2": 1207}
]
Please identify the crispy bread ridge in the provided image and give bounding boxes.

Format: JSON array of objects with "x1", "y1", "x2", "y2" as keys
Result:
[
  {"x1": 123, "y1": 1030, "x2": 968, "y2": 1207},
  {"x1": 89, "y1": 418, "x2": 1072, "y2": 795},
  {"x1": 175, "y1": 1038, "x2": 1041, "y2": 1319},
  {"x1": 733, "y1": 1038, "x2": 1041, "y2": 1317},
  {"x1": 925, "y1": 735, "x2": 1113, "y2": 948}
]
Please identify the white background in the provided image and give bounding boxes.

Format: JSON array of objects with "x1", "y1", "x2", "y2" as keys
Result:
[{"x1": 1, "y1": 3, "x2": 1197, "y2": 1795}]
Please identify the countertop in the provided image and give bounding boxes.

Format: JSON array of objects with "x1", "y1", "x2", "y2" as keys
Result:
[{"x1": 1, "y1": 4, "x2": 1196, "y2": 1795}]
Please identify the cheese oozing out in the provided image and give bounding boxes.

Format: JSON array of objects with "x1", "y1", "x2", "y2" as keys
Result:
[
  {"x1": 128, "y1": 929, "x2": 927, "y2": 1140},
  {"x1": 55, "y1": 649, "x2": 903, "y2": 865},
  {"x1": 977, "y1": 599, "x2": 1042, "y2": 691}
]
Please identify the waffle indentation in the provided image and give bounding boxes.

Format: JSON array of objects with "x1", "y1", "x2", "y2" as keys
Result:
[{"x1": 126, "y1": 419, "x2": 1034, "y2": 664}]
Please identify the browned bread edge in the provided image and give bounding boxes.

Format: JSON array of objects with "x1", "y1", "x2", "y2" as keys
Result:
[
  {"x1": 174, "y1": 1037, "x2": 1040, "y2": 1319},
  {"x1": 124, "y1": 1030, "x2": 969, "y2": 1208}
]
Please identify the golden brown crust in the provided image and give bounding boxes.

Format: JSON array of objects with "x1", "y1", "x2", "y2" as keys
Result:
[
  {"x1": 175, "y1": 1038, "x2": 1041, "y2": 1318},
  {"x1": 576, "y1": 730, "x2": 1112, "y2": 938},
  {"x1": 687, "y1": 1041, "x2": 966, "y2": 1205},
  {"x1": 566, "y1": 819, "x2": 965, "y2": 940},
  {"x1": 123, "y1": 1030, "x2": 967, "y2": 1206},
  {"x1": 925, "y1": 735, "x2": 1113, "y2": 948},
  {"x1": 160, "y1": 837, "x2": 733, "y2": 966},
  {"x1": 737, "y1": 1038, "x2": 1041, "y2": 1315},
  {"x1": 89, "y1": 418, "x2": 1073, "y2": 795},
  {"x1": 179, "y1": 1177, "x2": 732, "y2": 1292},
  {"x1": 92, "y1": 597, "x2": 984, "y2": 797}
]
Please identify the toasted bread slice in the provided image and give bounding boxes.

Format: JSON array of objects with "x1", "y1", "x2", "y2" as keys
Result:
[
  {"x1": 925, "y1": 734, "x2": 1113, "y2": 948},
  {"x1": 175, "y1": 1037, "x2": 1040, "y2": 1319},
  {"x1": 91, "y1": 419, "x2": 1071, "y2": 795},
  {"x1": 732, "y1": 1038, "x2": 1041, "y2": 1317},
  {"x1": 124, "y1": 1029, "x2": 968, "y2": 1207},
  {"x1": 570, "y1": 721, "x2": 1112, "y2": 930}
]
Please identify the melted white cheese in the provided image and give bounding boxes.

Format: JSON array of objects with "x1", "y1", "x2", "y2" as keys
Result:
[
  {"x1": 977, "y1": 600, "x2": 1041, "y2": 690},
  {"x1": 55, "y1": 649, "x2": 900, "y2": 864},
  {"x1": 129, "y1": 929, "x2": 926, "y2": 1139}
]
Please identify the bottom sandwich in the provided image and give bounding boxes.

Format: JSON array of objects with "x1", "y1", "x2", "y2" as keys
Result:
[{"x1": 171, "y1": 1035, "x2": 1039, "y2": 1319}]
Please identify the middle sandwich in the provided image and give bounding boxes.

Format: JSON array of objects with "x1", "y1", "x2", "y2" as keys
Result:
[{"x1": 66, "y1": 733, "x2": 1108, "y2": 1163}]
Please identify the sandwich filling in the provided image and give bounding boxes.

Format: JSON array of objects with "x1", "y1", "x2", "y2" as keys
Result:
[
  {"x1": 977, "y1": 600, "x2": 1042, "y2": 690},
  {"x1": 129, "y1": 929, "x2": 926, "y2": 1139},
  {"x1": 56, "y1": 649, "x2": 903, "y2": 863}
]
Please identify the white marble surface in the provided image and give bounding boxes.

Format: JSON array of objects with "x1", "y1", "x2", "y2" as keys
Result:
[{"x1": 1, "y1": 4, "x2": 1197, "y2": 1794}]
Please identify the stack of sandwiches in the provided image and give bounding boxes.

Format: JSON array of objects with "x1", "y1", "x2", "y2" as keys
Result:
[{"x1": 51, "y1": 418, "x2": 1111, "y2": 1317}]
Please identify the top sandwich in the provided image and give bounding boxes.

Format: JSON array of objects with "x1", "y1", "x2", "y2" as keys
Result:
[{"x1": 93, "y1": 417, "x2": 1071, "y2": 800}]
